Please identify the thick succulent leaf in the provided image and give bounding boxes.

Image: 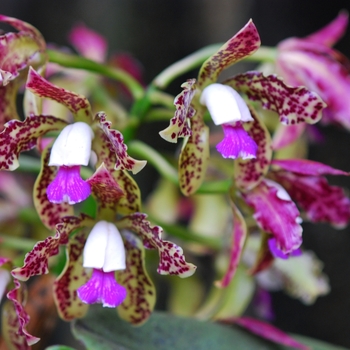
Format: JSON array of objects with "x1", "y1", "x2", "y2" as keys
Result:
[
  {"x1": 73, "y1": 307, "x2": 347, "y2": 350},
  {"x1": 269, "y1": 170, "x2": 350, "y2": 228},
  {"x1": 26, "y1": 67, "x2": 93, "y2": 122},
  {"x1": 53, "y1": 228, "x2": 91, "y2": 321},
  {"x1": 234, "y1": 106, "x2": 272, "y2": 191},
  {"x1": 117, "y1": 213, "x2": 196, "y2": 277},
  {"x1": 97, "y1": 112, "x2": 146, "y2": 174},
  {"x1": 33, "y1": 145, "x2": 74, "y2": 230},
  {"x1": 234, "y1": 317, "x2": 309, "y2": 350},
  {"x1": 179, "y1": 114, "x2": 209, "y2": 196},
  {"x1": 3, "y1": 280, "x2": 40, "y2": 349},
  {"x1": 271, "y1": 158, "x2": 349, "y2": 176},
  {"x1": 198, "y1": 20, "x2": 260, "y2": 88},
  {"x1": 87, "y1": 162, "x2": 124, "y2": 218},
  {"x1": 117, "y1": 231, "x2": 156, "y2": 325},
  {"x1": 274, "y1": 251, "x2": 329, "y2": 304},
  {"x1": 243, "y1": 179, "x2": 302, "y2": 254},
  {"x1": 159, "y1": 79, "x2": 196, "y2": 143},
  {"x1": 11, "y1": 232, "x2": 67, "y2": 281},
  {"x1": 227, "y1": 71, "x2": 326, "y2": 125},
  {"x1": 0, "y1": 14, "x2": 45, "y2": 51},
  {"x1": 215, "y1": 203, "x2": 247, "y2": 288},
  {"x1": 0, "y1": 115, "x2": 67, "y2": 171},
  {"x1": 305, "y1": 11, "x2": 348, "y2": 47}
]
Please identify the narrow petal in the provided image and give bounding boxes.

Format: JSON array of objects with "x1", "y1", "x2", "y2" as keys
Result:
[
  {"x1": 305, "y1": 11, "x2": 348, "y2": 47},
  {"x1": 271, "y1": 158, "x2": 349, "y2": 176},
  {"x1": 243, "y1": 179, "x2": 302, "y2": 254},
  {"x1": 272, "y1": 123, "x2": 306, "y2": 150},
  {"x1": 47, "y1": 165, "x2": 91, "y2": 204},
  {"x1": 234, "y1": 107, "x2": 272, "y2": 191},
  {"x1": 68, "y1": 23, "x2": 107, "y2": 62},
  {"x1": 117, "y1": 231, "x2": 156, "y2": 325},
  {"x1": 117, "y1": 213, "x2": 196, "y2": 278},
  {"x1": 179, "y1": 115, "x2": 209, "y2": 196},
  {"x1": 97, "y1": 112, "x2": 146, "y2": 174},
  {"x1": 159, "y1": 79, "x2": 195, "y2": 143},
  {"x1": 0, "y1": 81, "x2": 20, "y2": 130},
  {"x1": 4, "y1": 280, "x2": 40, "y2": 347},
  {"x1": 227, "y1": 71, "x2": 326, "y2": 125},
  {"x1": 78, "y1": 269, "x2": 127, "y2": 308},
  {"x1": 0, "y1": 115, "x2": 67, "y2": 171},
  {"x1": 53, "y1": 229, "x2": 90, "y2": 321},
  {"x1": 269, "y1": 170, "x2": 350, "y2": 228},
  {"x1": 26, "y1": 67, "x2": 93, "y2": 122},
  {"x1": 198, "y1": 20, "x2": 260, "y2": 88},
  {"x1": 215, "y1": 202, "x2": 247, "y2": 288},
  {"x1": 217, "y1": 123, "x2": 257, "y2": 160}
]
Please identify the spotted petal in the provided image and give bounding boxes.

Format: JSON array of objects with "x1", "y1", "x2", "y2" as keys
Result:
[
  {"x1": 234, "y1": 106, "x2": 272, "y2": 191},
  {"x1": 0, "y1": 80, "x2": 20, "y2": 130},
  {"x1": 87, "y1": 162, "x2": 124, "y2": 218},
  {"x1": 0, "y1": 115, "x2": 67, "y2": 171},
  {"x1": 227, "y1": 71, "x2": 326, "y2": 125},
  {"x1": 33, "y1": 145, "x2": 74, "y2": 230},
  {"x1": 179, "y1": 113, "x2": 209, "y2": 196},
  {"x1": 3, "y1": 280, "x2": 40, "y2": 348},
  {"x1": 117, "y1": 213, "x2": 196, "y2": 277},
  {"x1": 53, "y1": 228, "x2": 90, "y2": 321},
  {"x1": 97, "y1": 112, "x2": 146, "y2": 174},
  {"x1": 243, "y1": 179, "x2": 302, "y2": 254},
  {"x1": 26, "y1": 67, "x2": 93, "y2": 122},
  {"x1": 117, "y1": 231, "x2": 156, "y2": 325},
  {"x1": 159, "y1": 79, "x2": 196, "y2": 143},
  {"x1": 198, "y1": 20, "x2": 260, "y2": 88}
]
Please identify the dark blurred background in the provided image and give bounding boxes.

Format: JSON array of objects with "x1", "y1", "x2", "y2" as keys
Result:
[{"x1": 1, "y1": 0, "x2": 350, "y2": 348}]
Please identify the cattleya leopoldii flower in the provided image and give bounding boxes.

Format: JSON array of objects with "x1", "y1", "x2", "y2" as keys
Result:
[
  {"x1": 159, "y1": 19, "x2": 326, "y2": 197},
  {"x1": 273, "y1": 11, "x2": 350, "y2": 140}
]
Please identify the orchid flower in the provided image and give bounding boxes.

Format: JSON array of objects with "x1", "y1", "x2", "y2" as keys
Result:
[
  {"x1": 275, "y1": 12, "x2": 350, "y2": 131},
  {"x1": 0, "y1": 67, "x2": 146, "y2": 229},
  {"x1": 159, "y1": 20, "x2": 325, "y2": 196}
]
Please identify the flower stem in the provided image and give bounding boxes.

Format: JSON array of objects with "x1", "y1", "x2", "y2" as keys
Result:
[
  {"x1": 0, "y1": 234, "x2": 36, "y2": 251},
  {"x1": 47, "y1": 49, "x2": 145, "y2": 101}
]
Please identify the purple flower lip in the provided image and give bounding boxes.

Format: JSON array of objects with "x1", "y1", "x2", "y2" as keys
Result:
[{"x1": 47, "y1": 165, "x2": 91, "y2": 204}]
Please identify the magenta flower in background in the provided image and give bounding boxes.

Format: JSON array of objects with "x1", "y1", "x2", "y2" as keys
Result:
[{"x1": 276, "y1": 12, "x2": 350, "y2": 130}]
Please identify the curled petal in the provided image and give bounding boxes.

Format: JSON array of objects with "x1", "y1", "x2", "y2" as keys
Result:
[
  {"x1": 97, "y1": 112, "x2": 146, "y2": 174},
  {"x1": 0, "y1": 115, "x2": 67, "y2": 171},
  {"x1": 228, "y1": 71, "x2": 326, "y2": 125},
  {"x1": 159, "y1": 79, "x2": 196, "y2": 143},
  {"x1": 198, "y1": 20, "x2": 260, "y2": 88},
  {"x1": 243, "y1": 179, "x2": 302, "y2": 254},
  {"x1": 117, "y1": 213, "x2": 196, "y2": 278},
  {"x1": 3, "y1": 280, "x2": 40, "y2": 348},
  {"x1": 47, "y1": 165, "x2": 91, "y2": 205},
  {"x1": 268, "y1": 238, "x2": 302, "y2": 260},
  {"x1": 26, "y1": 67, "x2": 93, "y2": 122},
  {"x1": 78, "y1": 269, "x2": 126, "y2": 308}
]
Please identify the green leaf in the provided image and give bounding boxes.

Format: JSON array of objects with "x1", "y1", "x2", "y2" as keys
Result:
[
  {"x1": 45, "y1": 346, "x2": 77, "y2": 350},
  {"x1": 72, "y1": 307, "x2": 347, "y2": 350}
]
